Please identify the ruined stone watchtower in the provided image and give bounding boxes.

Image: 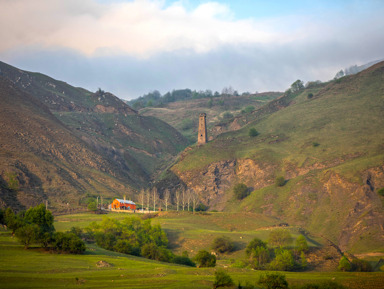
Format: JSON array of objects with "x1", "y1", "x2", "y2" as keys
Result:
[{"x1": 198, "y1": 113, "x2": 207, "y2": 145}]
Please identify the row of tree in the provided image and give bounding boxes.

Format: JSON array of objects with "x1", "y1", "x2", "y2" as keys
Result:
[
  {"x1": 129, "y1": 86, "x2": 249, "y2": 109},
  {"x1": 136, "y1": 187, "x2": 205, "y2": 213}
]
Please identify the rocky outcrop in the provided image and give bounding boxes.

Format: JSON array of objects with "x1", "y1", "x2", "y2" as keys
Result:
[{"x1": 172, "y1": 156, "x2": 384, "y2": 252}]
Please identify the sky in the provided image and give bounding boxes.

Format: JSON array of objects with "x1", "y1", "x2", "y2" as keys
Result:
[{"x1": 1, "y1": 0, "x2": 384, "y2": 100}]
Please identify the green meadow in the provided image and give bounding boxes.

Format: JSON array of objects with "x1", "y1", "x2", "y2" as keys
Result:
[{"x1": 1, "y1": 211, "x2": 383, "y2": 288}]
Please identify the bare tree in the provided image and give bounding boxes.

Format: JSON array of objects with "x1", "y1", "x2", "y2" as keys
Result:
[
  {"x1": 186, "y1": 189, "x2": 192, "y2": 212},
  {"x1": 191, "y1": 190, "x2": 199, "y2": 213},
  {"x1": 140, "y1": 189, "x2": 145, "y2": 213},
  {"x1": 182, "y1": 188, "x2": 186, "y2": 211},
  {"x1": 146, "y1": 189, "x2": 150, "y2": 213},
  {"x1": 153, "y1": 187, "x2": 158, "y2": 212},
  {"x1": 164, "y1": 189, "x2": 171, "y2": 211},
  {"x1": 175, "y1": 189, "x2": 180, "y2": 211}
]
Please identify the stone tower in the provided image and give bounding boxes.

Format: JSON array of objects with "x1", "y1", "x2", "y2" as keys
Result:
[{"x1": 198, "y1": 113, "x2": 207, "y2": 145}]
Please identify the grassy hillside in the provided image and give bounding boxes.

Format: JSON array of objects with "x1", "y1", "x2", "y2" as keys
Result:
[
  {"x1": 0, "y1": 61, "x2": 189, "y2": 211},
  {"x1": 1, "y1": 212, "x2": 384, "y2": 288},
  {"x1": 169, "y1": 62, "x2": 384, "y2": 253},
  {"x1": 0, "y1": 77, "x2": 141, "y2": 212}
]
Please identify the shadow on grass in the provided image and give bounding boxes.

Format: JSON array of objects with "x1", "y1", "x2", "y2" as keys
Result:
[{"x1": 163, "y1": 228, "x2": 183, "y2": 250}]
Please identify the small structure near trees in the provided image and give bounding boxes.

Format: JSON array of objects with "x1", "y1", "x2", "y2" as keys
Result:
[{"x1": 111, "y1": 198, "x2": 136, "y2": 211}]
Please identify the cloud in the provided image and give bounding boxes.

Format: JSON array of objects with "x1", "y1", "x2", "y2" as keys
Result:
[
  {"x1": 1, "y1": 0, "x2": 384, "y2": 99},
  {"x1": 0, "y1": 0, "x2": 316, "y2": 57}
]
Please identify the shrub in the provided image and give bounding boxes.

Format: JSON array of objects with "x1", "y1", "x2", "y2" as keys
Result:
[
  {"x1": 258, "y1": 273, "x2": 288, "y2": 289},
  {"x1": 249, "y1": 128, "x2": 259, "y2": 137},
  {"x1": 244, "y1": 105, "x2": 255, "y2": 114},
  {"x1": 268, "y1": 249, "x2": 296, "y2": 271},
  {"x1": 296, "y1": 235, "x2": 309, "y2": 253},
  {"x1": 338, "y1": 256, "x2": 352, "y2": 272},
  {"x1": 377, "y1": 187, "x2": 384, "y2": 196},
  {"x1": 300, "y1": 251, "x2": 308, "y2": 269},
  {"x1": 194, "y1": 250, "x2": 216, "y2": 267},
  {"x1": 250, "y1": 246, "x2": 270, "y2": 269},
  {"x1": 15, "y1": 223, "x2": 39, "y2": 249},
  {"x1": 307, "y1": 93, "x2": 314, "y2": 99},
  {"x1": 246, "y1": 238, "x2": 267, "y2": 257},
  {"x1": 87, "y1": 201, "x2": 97, "y2": 212},
  {"x1": 233, "y1": 183, "x2": 249, "y2": 200},
  {"x1": 173, "y1": 255, "x2": 196, "y2": 267},
  {"x1": 213, "y1": 270, "x2": 234, "y2": 288},
  {"x1": 195, "y1": 203, "x2": 208, "y2": 212},
  {"x1": 212, "y1": 236, "x2": 234, "y2": 253},
  {"x1": 222, "y1": 112, "x2": 233, "y2": 119},
  {"x1": 351, "y1": 258, "x2": 373, "y2": 272},
  {"x1": 275, "y1": 176, "x2": 286, "y2": 187},
  {"x1": 53, "y1": 232, "x2": 86, "y2": 254}
]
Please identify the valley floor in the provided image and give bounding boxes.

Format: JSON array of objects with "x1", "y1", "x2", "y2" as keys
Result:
[{"x1": 1, "y1": 211, "x2": 383, "y2": 288}]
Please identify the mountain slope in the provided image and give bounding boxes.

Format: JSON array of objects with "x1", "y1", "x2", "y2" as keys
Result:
[
  {"x1": 0, "y1": 77, "x2": 136, "y2": 211},
  {"x1": 169, "y1": 61, "x2": 384, "y2": 253},
  {"x1": 0, "y1": 62, "x2": 189, "y2": 211}
]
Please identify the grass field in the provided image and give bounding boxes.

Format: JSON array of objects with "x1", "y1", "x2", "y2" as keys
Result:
[{"x1": 1, "y1": 211, "x2": 383, "y2": 288}]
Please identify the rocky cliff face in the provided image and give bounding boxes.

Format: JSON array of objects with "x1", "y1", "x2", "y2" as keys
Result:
[{"x1": 172, "y1": 157, "x2": 384, "y2": 252}]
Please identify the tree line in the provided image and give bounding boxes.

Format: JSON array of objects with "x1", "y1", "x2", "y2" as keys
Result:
[
  {"x1": 128, "y1": 86, "x2": 249, "y2": 110},
  {"x1": 136, "y1": 187, "x2": 207, "y2": 213},
  {"x1": 0, "y1": 205, "x2": 85, "y2": 253}
]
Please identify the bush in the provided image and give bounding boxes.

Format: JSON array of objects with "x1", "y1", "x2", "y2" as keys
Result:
[
  {"x1": 296, "y1": 235, "x2": 309, "y2": 253},
  {"x1": 15, "y1": 223, "x2": 39, "y2": 249},
  {"x1": 338, "y1": 256, "x2": 352, "y2": 272},
  {"x1": 195, "y1": 203, "x2": 208, "y2": 212},
  {"x1": 258, "y1": 273, "x2": 288, "y2": 289},
  {"x1": 233, "y1": 183, "x2": 249, "y2": 200},
  {"x1": 246, "y1": 238, "x2": 268, "y2": 257},
  {"x1": 213, "y1": 270, "x2": 234, "y2": 288},
  {"x1": 173, "y1": 255, "x2": 196, "y2": 267},
  {"x1": 212, "y1": 236, "x2": 234, "y2": 253},
  {"x1": 194, "y1": 250, "x2": 216, "y2": 267},
  {"x1": 351, "y1": 258, "x2": 373, "y2": 272},
  {"x1": 249, "y1": 128, "x2": 259, "y2": 137},
  {"x1": 275, "y1": 176, "x2": 286, "y2": 187},
  {"x1": 222, "y1": 112, "x2": 233, "y2": 119},
  {"x1": 307, "y1": 93, "x2": 314, "y2": 99},
  {"x1": 87, "y1": 201, "x2": 97, "y2": 212},
  {"x1": 53, "y1": 232, "x2": 86, "y2": 254},
  {"x1": 268, "y1": 249, "x2": 296, "y2": 271},
  {"x1": 377, "y1": 187, "x2": 384, "y2": 196},
  {"x1": 243, "y1": 105, "x2": 255, "y2": 114}
]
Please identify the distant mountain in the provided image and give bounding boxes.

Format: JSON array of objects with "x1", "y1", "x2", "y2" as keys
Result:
[
  {"x1": 0, "y1": 61, "x2": 189, "y2": 212},
  {"x1": 334, "y1": 59, "x2": 383, "y2": 79},
  {"x1": 139, "y1": 92, "x2": 282, "y2": 143},
  {"x1": 167, "y1": 61, "x2": 384, "y2": 253}
]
